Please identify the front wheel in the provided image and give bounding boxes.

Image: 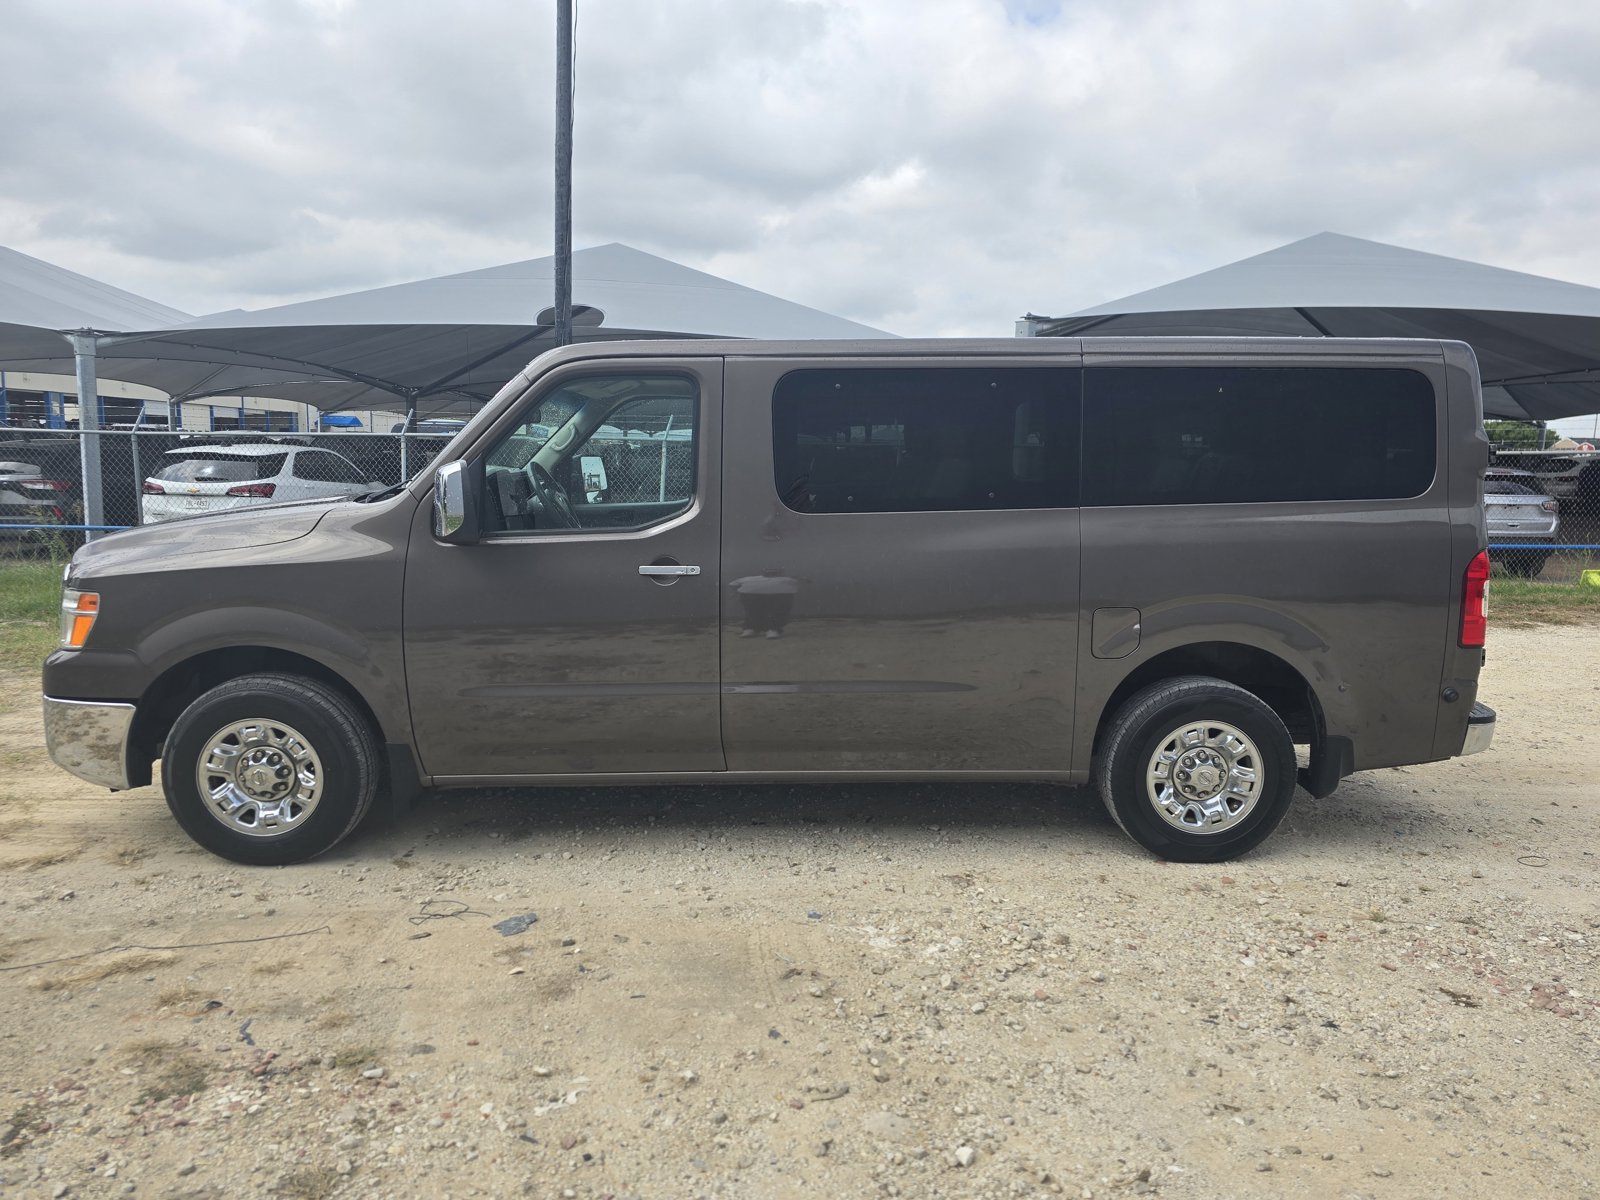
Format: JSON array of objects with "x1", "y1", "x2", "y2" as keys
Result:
[
  {"x1": 1094, "y1": 676, "x2": 1297, "y2": 862},
  {"x1": 162, "y1": 673, "x2": 381, "y2": 865}
]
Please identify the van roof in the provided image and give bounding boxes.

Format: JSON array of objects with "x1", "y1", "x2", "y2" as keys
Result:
[{"x1": 526, "y1": 335, "x2": 1456, "y2": 367}]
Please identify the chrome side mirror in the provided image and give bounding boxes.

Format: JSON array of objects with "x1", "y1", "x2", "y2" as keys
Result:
[{"x1": 432, "y1": 461, "x2": 480, "y2": 543}]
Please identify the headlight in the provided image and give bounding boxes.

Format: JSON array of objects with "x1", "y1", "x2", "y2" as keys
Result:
[{"x1": 60, "y1": 589, "x2": 100, "y2": 649}]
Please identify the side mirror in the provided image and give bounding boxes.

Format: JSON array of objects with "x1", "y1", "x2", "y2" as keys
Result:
[{"x1": 432, "y1": 460, "x2": 481, "y2": 543}]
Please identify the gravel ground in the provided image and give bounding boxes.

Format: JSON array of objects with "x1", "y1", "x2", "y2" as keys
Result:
[{"x1": 1, "y1": 624, "x2": 1596, "y2": 1200}]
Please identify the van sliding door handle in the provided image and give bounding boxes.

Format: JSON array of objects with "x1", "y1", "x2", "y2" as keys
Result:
[{"x1": 638, "y1": 564, "x2": 701, "y2": 577}]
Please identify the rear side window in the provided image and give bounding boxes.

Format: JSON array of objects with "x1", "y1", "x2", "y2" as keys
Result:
[
  {"x1": 1082, "y1": 366, "x2": 1436, "y2": 506},
  {"x1": 773, "y1": 367, "x2": 1080, "y2": 513},
  {"x1": 155, "y1": 454, "x2": 285, "y2": 483},
  {"x1": 294, "y1": 451, "x2": 366, "y2": 483}
]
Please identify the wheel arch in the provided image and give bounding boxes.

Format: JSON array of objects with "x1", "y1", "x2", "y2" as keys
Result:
[
  {"x1": 126, "y1": 646, "x2": 386, "y2": 788},
  {"x1": 1091, "y1": 640, "x2": 1327, "y2": 767}
]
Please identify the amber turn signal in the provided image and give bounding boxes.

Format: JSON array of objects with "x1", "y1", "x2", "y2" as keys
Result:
[{"x1": 60, "y1": 589, "x2": 101, "y2": 649}]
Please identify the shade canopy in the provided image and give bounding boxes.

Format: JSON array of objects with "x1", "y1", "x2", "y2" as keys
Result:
[
  {"x1": 0, "y1": 242, "x2": 895, "y2": 416},
  {"x1": 1024, "y1": 233, "x2": 1600, "y2": 421}
]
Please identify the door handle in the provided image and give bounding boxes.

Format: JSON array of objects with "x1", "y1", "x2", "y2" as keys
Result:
[{"x1": 638, "y1": 564, "x2": 701, "y2": 577}]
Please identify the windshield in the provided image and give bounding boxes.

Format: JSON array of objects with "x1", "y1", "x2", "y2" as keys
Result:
[{"x1": 155, "y1": 455, "x2": 284, "y2": 483}]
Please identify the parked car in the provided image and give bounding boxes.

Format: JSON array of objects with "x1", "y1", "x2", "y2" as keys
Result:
[
  {"x1": 0, "y1": 438, "x2": 83, "y2": 550},
  {"x1": 1483, "y1": 468, "x2": 1560, "y2": 577},
  {"x1": 140, "y1": 445, "x2": 381, "y2": 523},
  {"x1": 1489, "y1": 448, "x2": 1600, "y2": 502},
  {"x1": 44, "y1": 337, "x2": 1495, "y2": 866}
]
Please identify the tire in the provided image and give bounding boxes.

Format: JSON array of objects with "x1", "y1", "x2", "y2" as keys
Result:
[
  {"x1": 162, "y1": 673, "x2": 381, "y2": 866},
  {"x1": 1094, "y1": 675, "x2": 1297, "y2": 863},
  {"x1": 1501, "y1": 550, "x2": 1550, "y2": 579}
]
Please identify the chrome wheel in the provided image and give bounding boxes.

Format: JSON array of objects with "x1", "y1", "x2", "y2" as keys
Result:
[
  {"x1": 1145, "y1": 719, "x2": 1263, "y2": 834},
  {"x1": 195, "y1": 719, "x2": 324, "y2": 838}
]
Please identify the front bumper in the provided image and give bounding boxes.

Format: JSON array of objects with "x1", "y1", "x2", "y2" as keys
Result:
[
  {"x1": 1460, "y1": 701, "x2": 1495, "y2": 757},
  {"x1": 42, "y1": 696, "x2": 137, "y2": 790}
]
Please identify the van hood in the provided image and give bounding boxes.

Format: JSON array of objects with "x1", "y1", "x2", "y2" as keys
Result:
[{"x1": 68, "y1": 499, "x2": 346, "y2": 582}]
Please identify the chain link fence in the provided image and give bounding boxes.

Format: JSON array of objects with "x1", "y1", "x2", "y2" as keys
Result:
[
  {"x1": 0, "y1": 428, "x2": 455, "y2": 559},
  {"x1": 1486, "y1": 442, "x2": 1600, "y2": 583}
]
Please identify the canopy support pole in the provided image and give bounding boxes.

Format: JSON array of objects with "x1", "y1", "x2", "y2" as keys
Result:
[
  {"x1": 67, "y1": 332, "x2": 106, "y2": 540},
  {"x1": 554, "y1": 0, "x2": 574, "y2": 347},
  {"x1": 399, "y1": 400, "x2": 417, "y2": 481}
]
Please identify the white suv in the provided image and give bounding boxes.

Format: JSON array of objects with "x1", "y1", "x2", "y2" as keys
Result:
[{"x1": 141, "y1": 445, "x2": 380, "y2": 524}]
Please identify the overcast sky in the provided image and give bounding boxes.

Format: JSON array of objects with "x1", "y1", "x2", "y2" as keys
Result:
[{"x1": 3, "y1": 0, "x2": 1600, "y2": 343}]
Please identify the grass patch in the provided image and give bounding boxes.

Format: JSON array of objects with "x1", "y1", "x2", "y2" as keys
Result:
[
  {"x1": 122, "y1": 1040, "x2": 210, "y2": 1104},
  {"x1": 0, "y1": 561, "x2": 60, "y2": 622},
  {"x1": 316, "y1": 1009, "x2": 357, "y2": 1030},
  {"x1": 276, "y1": 1166, "x2": 342, "y2": 1199},
  {"x1": 0, "y1": 1101, "x2": 43, "y2": 1157},
  {"x1": 1, "y1": 846, "x2": 82, "y2": 872},
  {"x1": 0, "y1": 561, "x2": 60, "y2": 674},
  {"x1": 330, "y1": 1042, "x2": 385, "y2": 1070},
  {"x1": 31, "y1": 949, "x2": 175, "y2": 991},
  {"x1": 155, "y1": 983, "x2": 203, "y2": 1009},
  {"x1": 1491, "y1": 573, "x2": 1600, "y2": 627}
]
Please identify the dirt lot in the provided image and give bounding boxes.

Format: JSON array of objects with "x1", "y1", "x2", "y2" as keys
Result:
[{"x1": 1, "y1": 626, "x2": 1596, "y2": 1200}]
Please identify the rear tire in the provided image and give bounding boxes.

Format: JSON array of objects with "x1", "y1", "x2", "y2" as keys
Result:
[
  {"x1": 162, "y1": 673, "x2": 381, "y2": 865},
  {"x1": 1501, "y1": 550, "x2": 1550, "y2": 578},
  {"x1": 1094, "y1": 676, "x2": 1297, "y2": 862}
]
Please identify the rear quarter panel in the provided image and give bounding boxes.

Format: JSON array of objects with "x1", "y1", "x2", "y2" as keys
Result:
[{"x1": 1073, "y1": 343, "x2": 1457, "y2": 773}]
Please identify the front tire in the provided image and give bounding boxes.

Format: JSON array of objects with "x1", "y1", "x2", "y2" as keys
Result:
[
  {"x1": 1094, "y1": 676, "x2": 1296, "y2": 862},
  {"x1": 162, "y1": 673, "x2": 381, "y2": 865}
]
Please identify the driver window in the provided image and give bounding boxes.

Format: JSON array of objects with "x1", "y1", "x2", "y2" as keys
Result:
[{"x1": 479, "y1": 373, "x2": 698, "y2": 536}]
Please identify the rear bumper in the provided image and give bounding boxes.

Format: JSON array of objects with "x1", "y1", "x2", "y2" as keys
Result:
[
  {"x1": 1460, "y1": 701, "x2": 1495, "y2": 757},
  {"x1": 42, "y1": 695, "x2": 137, "y2": 789}
]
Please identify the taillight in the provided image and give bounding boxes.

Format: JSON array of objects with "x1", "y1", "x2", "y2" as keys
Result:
[
  {"x1": 141, "y1": 480, "x2": 165, "y2": 495},
  {"x1": 1541, "y1": 499, "x2": 1559, "y2": 514},
  {"x1": 224, "y1": 482, "x2": 276, "y2": 498},
  {"x1": 1460, "y1": 551, "x2": 1489, "y2": 648},
  {"x1": 21, "y1": 477, "x2": 73, "y2": 494}
]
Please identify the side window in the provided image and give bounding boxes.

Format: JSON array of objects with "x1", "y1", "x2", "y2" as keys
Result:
[
  {"x1": 479, "y1": 374, "x2": 699, "y2": 535},
  {"x1": 1081, "y1": 366, "x2": 1437, "y2": 507},
  {"x1": 772, "y1": 367, "x2": 1080, "y2": 513},
  {"x1": 298, "y1": 451, "x2": 364, "y2": 483}
]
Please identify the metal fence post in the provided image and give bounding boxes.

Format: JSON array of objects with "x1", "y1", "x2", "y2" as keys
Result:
[{"x1": 67, "y1": 331, "x2": 106, "y2": 540}]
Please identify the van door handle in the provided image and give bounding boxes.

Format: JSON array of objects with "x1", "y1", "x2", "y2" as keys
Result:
[{"x1": 638, "y1": 564, "x2": 701, "y2": 577}]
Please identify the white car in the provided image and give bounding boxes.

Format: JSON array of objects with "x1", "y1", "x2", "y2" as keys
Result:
[{"x1": 141, "y1": 445, "x2": 380, "y2": 524}]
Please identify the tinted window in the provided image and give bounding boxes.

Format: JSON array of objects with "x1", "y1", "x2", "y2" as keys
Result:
[
  {"x1": 773, "y1": 368, "x2": 1079, "y2": 513},
  {"x1": 155, "y1": 454, "x2": 284, "y2": 483},
  {"x1": 1082, "y1": 366, "x2": 1436, "y2": 506}
]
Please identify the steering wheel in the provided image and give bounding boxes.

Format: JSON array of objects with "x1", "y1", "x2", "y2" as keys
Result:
[{"x1": 528, "y1": 462, "x2": 580, "y2": 529}]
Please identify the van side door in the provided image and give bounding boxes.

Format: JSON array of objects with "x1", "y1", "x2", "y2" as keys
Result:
[{"x1": 718, "y1": 355, "x2": 1083, "y2": 774}]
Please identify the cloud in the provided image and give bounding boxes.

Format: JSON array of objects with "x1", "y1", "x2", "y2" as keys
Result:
[{"x1": 2, "y1": 0, "x2": 1598, "y2": 334}]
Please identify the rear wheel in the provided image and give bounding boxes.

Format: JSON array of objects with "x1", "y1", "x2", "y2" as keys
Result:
[
  {"x1": 1095, "y1": 676, "x2": 1297, "y2": 862},
  {"x1": 162, "y1": 673, "x2": 381, "y2": 865},
  {"x1": 1500, "y1": 550, "x2": 1550, "y2": 578}
]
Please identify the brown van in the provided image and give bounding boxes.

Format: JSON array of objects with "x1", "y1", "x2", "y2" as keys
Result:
[{"x1": 42, "y1": 338, "x2": 1496, "y2": 864}]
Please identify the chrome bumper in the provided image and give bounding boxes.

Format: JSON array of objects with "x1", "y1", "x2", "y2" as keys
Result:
[
  {"x1": 42, "y1": 696, "x2": 136, "y2": 790},
  {"x1": 1460, "y1": 701, "x2": 1495, "y2": 757}
]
